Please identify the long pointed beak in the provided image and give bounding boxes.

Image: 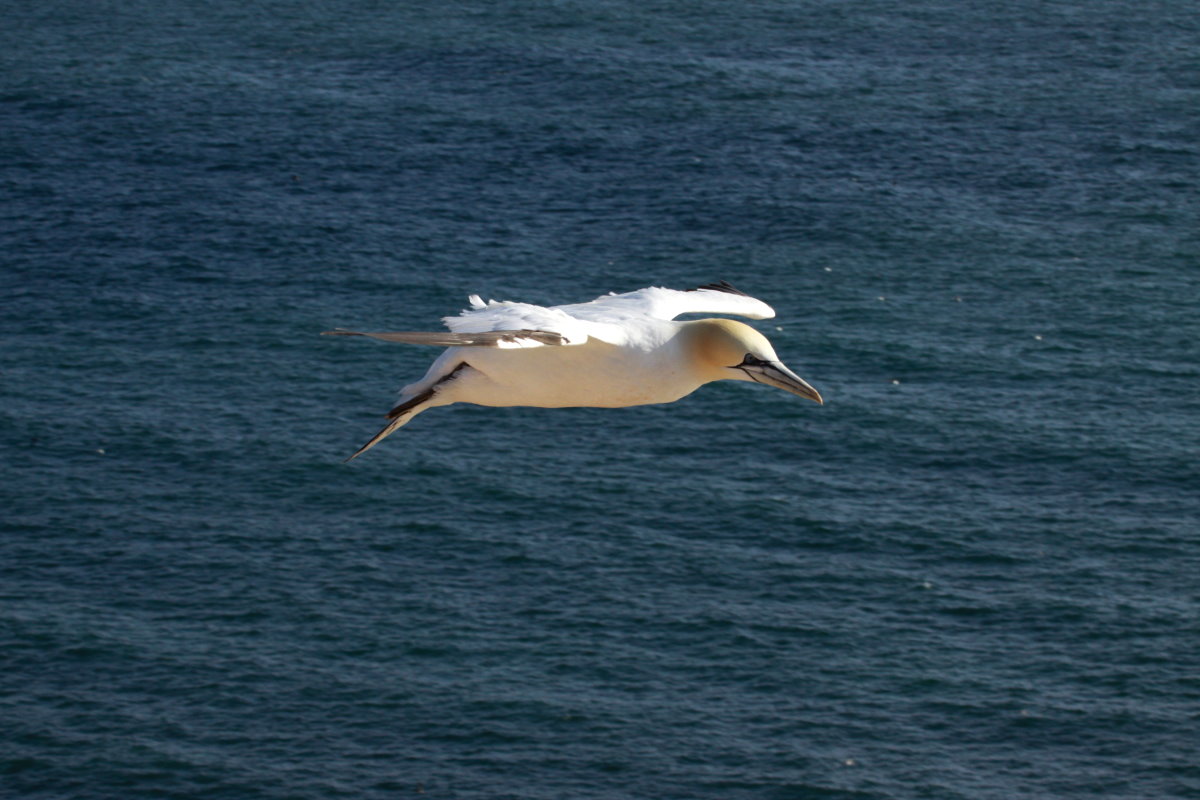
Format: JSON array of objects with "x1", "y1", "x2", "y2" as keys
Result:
[{"x1": 741, "y1": 361, "x2": 824, "y2": 404}]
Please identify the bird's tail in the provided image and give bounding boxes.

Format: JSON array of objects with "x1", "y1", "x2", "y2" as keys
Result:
[
  {"x1": 343, "y1": 362, "x2": 473, "y2": 461},
  {"x1": 344, "y1": 389, "x2": 434, "y2": 462}
]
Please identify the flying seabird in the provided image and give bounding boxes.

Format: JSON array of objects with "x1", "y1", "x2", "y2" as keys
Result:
[{"x1": 323, "y1": 281, "x2": 822, "y2": 460}]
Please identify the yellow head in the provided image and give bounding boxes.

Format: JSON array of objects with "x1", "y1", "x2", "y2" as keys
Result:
[{"x1": 683, "y1": 319, "x2": 823, "y2": 404}]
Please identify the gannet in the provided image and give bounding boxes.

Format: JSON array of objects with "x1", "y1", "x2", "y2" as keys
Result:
[{"x1": 324, "y1": 281, "x2": 822, "y2": 460}]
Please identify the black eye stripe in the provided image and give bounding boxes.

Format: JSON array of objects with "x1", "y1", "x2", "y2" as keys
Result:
[{"x1": 738, "y1": 354, "x2": 770, "y2": 367}]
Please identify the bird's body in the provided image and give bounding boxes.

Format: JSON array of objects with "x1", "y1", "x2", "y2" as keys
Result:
[
  {"x1": 325, "y1": 282, "x2": 822, "y2": 460},
  {"x1": 403, "y1": 320, "x2": 692, "y2": 409}
]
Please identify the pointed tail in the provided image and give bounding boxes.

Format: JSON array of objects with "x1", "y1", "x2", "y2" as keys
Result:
[{"x1": 344, "y1": 388, "x2": 435, "y2": 462}]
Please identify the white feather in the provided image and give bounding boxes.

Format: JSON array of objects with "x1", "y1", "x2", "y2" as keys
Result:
[{"x1": 442, "y1": 285, "x2": 775, "y2": 347}]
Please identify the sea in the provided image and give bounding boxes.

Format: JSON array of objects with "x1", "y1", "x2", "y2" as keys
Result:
[{"x1": 2, "y1": 1, "x2": 1198, "y2": 798}]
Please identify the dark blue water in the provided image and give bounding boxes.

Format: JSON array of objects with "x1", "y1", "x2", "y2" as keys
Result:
[{"x1": 3, "y1": 2, "x2": 1199, "y2": 798}]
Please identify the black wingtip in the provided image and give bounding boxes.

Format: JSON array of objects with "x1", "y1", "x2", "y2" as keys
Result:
[{"x1": 688, "y1": 280, "x2": 751, "y2": 297}]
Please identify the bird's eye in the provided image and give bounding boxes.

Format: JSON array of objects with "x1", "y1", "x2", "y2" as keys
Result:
[{"x1": 738, "y1": 354, "x2": 770, "y2": 367}]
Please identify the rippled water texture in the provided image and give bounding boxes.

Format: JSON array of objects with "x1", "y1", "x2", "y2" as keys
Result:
[{"x1": 3, "y1": 2, "x2": 1199, "y2": 798}]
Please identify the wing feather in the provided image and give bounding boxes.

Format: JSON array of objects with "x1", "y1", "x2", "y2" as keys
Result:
[
  {"x1": 558, "y1": 282, "x2": 775, "y2": 323},
  {"x1": 438, "y1": 282, "x2": 774, "y2": 347},
  {"x1": 442, "y1": 301, "x2": 595, "y2": 344},
  {"x1": 321, "y1": 329, "x2": 566, "y2": 348}
]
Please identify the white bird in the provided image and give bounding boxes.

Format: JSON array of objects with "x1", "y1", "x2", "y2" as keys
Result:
[{"x1": 324, "y1": 281, "x2": 822, "y2": 460}]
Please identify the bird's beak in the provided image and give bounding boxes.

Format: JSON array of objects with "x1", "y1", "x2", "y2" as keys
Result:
[{"x1": 740, "y1": 361, "x2": 824, "y2": 404}]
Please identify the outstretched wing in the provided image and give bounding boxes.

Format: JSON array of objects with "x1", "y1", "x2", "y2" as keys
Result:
[
  {"x1": 441, "y1": 295, "x2": 598, "y2": 344},
  {"x1": 443, "y1": 282, "x2": 775, "y2": 347},
  {"x1": 558, "y1": 281, "x2": 775, "y2": 325},
  {"x1": 321, "y1": 329, "x2": 566, "y2": 348}
]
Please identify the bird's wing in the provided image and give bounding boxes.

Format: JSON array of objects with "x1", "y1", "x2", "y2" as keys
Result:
[
  {"x1": 321, "y1": 329, "x2": 566, "y2": 348},
  {"x1": 559, "y1": 281, "x2": 776, "y2": 324},
  {"x1": 443, "y1": 282, "x2": 775, "y2": 347},
  {"x1": 441, "y1": 296, "x2": 600, "y2": 345}
]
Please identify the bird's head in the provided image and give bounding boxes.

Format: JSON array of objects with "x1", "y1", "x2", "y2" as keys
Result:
[{"x1": 685, "y1": 319, "x2": 823, "y2": 404}]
